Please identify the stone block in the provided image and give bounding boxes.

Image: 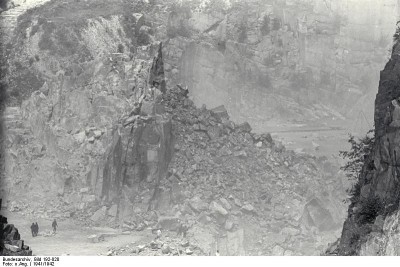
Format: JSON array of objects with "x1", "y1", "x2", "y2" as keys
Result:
[
  {"x1": 4, "y1": 244, "x2": 21, "y2": 252},
  {"x1": 211, "y1": 105, "x2": 230, "y2": 121},
  {"x1": 147, "y1": 150, "x2": 158, "y2": 162},
  {"x1": 156, "y1": 216, "x2": 181, "y2": 231},
  {"x1": 241, "y1": 204, "x2": 255, "y2": 213},
  {"x1": 209, "y1": 201, "x2": 228, "y2": 216},
  {"x1": 107, "y1": 204, "x2": 118, "y2": 217},
  {"x1": 11, "y1": 240, "x2": 23, "y2": 249},
  {"x1": 188, "y1": 196, "x2": 208, "y2": 212},
  {"x1": 219, "y1": 198, "x2": 232, "y2": 210},
  {"x1": 91, "y1": 206, "x2": 107, "y2": 222},
  {"x1": 237, "y1": 122, "x2": 252, "y2": 133}
]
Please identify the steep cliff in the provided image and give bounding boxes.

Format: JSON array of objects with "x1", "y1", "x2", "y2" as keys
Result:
[
  {"x1": 0, "y1": 0, "x2": 351, "y2": 256},
  {"x1": 161, "y1": 0, "x2": 399, "y2": 131},
  {"x1": 1, "y1": 0, "x2": 175, "y2": 222},
  {"x1": 332, "y1": 31, "x2": 400, "y2": 256}
]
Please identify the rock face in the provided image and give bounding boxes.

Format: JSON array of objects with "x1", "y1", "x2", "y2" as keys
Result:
[
  {"x1": 1, "y1": 1, "x2": 175, "y2": 224},
  {"x1": 148, "y1": 43, "x2": 166, "y2": 93},
  {"x1": 162, "y1": 0, "x2": 400, "y2": 130},
  {"x1": 161, "y1": 84, "x2": 345, "y2": 255},
  {"x1": 334, "y1": 35, "x2": 400, "y2": 256},
  {"x1": 0, "y1": 210, "x2": 32, "y2": 256},
  {"x1": 1, "y1": 0, "x2": 349, "y2": 256}
]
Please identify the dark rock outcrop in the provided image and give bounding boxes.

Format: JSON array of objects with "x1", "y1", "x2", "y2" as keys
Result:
[
  {"x1": 0, "y1": 205, "x2": 32, "y2": 256},
  {"x1": 85, "y1": 42, "x2": 174, "y2": 223},
  {"x1": 149, "y1": 43, "x2": 166, "y2": 93},
  {"x1": 335, "y1": 41, "x2": 400, "y2": 256}
]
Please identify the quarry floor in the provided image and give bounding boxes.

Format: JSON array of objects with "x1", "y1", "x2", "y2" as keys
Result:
[{"x1": 3, "y1": 210, "x2": 154, "y2": 256}]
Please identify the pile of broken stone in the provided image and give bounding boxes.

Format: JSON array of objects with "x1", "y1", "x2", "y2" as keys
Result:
[
  {"x1": 106, "y1": 85, "x2": 343, "y2": 255},
  {"x1": 158, "y1": 86, "x2": 341, "y2": 255},
  {"x1": 91, "y1": 216, "x2": 206, "y2": 256},
  {"x1": 106, "y1": 237, "x2": 204, "y2": 256},
  {"x1": 0, "y1": 214, "x2": 32, "y2": 256}
]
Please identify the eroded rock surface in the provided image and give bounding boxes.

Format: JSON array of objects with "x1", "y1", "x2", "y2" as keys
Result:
[
  {"x1": 332, "y1": 34, "x2": 400, "y2": 256},
  {"x1": 0, "y1": 211, "x2": 32, "y2": 256},
  {"x1": 0, "y1": 0, "x2": 354, "y2": 256}
]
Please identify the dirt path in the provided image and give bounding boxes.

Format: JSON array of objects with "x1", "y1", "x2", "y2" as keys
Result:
[{"x1": 3, "y1": 211, "x2": 152, "y2": 256}]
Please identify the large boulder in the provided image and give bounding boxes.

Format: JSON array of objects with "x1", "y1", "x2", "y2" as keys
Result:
[
  {"x1": 209, "y1": 201, "x2": 228, "y2": 216},
  {"x1": 188, "y1": 196, "x2": 208, "y2": 213},
  {"x1": 301, "y1": 199, "x2": 336, "y2": 231},
  {"x1": 156, "y1": 216, "x2": 181, "y2": 231},
  {"x1": 211, "y1": 105, "x2": 230, "y2": 122},
  {"x1": 91, "y1": 206, "x2": 107, "y2": 222},
  {"x1": 225, "y1": 229, "x2": 246, "y2": 256},
  {"x1": 236, "y1": 122, "x2": 252, "y2": 133}
]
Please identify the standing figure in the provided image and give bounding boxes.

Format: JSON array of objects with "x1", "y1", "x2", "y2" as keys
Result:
[
  {"x1": 30, "y1": 223, "x2": 35, "y2": 237},
  {"x1": 52, "y1": 219, "x2": 58, "y2": 233},
  {"x1": 35, "y1": 222, "x2": 39, "y2": 236}
]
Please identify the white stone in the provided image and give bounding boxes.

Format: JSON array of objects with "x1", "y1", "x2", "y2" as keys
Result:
[
  {"x1": 80, "y1": 187, "x2": 89, "y2": 193},
  {"x1": 272, "y1": 245, "x2": 285, "y2": 256},
  {"x1": 219, "y1": 198, "x2": 232, "y2": 210},
  {"x1": 93, "y1": 130, "x2": 102, "y2": 138},
  {"x1": 209, "y1": 201, "x2": 228, "y2": 216},
  {"x1": 74, "y1": 131, "x2": 86, "y2": 143},
  {"x1": 241, "y1": 204, "x2": 255, "y2": 213}
]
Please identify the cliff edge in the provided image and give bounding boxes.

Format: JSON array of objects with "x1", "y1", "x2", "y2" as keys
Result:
[{"x1": 330, "y1": 34, "x2": 400, "y2": 256}]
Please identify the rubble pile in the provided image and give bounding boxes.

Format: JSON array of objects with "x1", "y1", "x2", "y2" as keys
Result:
[
  {"x1": 103, "y1": 85, "x2": 346, "y2": 256},
  {"x1": 155, "y1": 86, "x2": 345, "y2": 255},
  {"x1": 106, "y1": 236, "x2": 205, "y2": 256},
  {"x1": 0, "y1": 214, "x2": 32, "y2": 256},
  {"x1": 0, "y1": 0, "x2": 348, "y2": 255}
]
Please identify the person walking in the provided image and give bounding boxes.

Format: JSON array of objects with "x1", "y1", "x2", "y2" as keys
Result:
[
  {"x1": 30, "y1": 223, "x2": 35, "y2": 237},
  {"x1": 52, "y1": 219, "x2": 58, "y2": 234}
]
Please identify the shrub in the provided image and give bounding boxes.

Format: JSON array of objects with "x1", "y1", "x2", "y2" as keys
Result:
[
  {"x1": 346, "y1": 180, "x2": 361, "y2": 204},
  {"x1": 349, "y1": 232, "x2": 360, "y2": 246},
  {"x1": 356, "y1": 196, "x2": 383, "y2": 225},
  {"x1": 340, "y1": 130, "x2": 375, "y2": 182},
  {"x1": 393, "y1": 21, "x2": 400, "y2": 44}
]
